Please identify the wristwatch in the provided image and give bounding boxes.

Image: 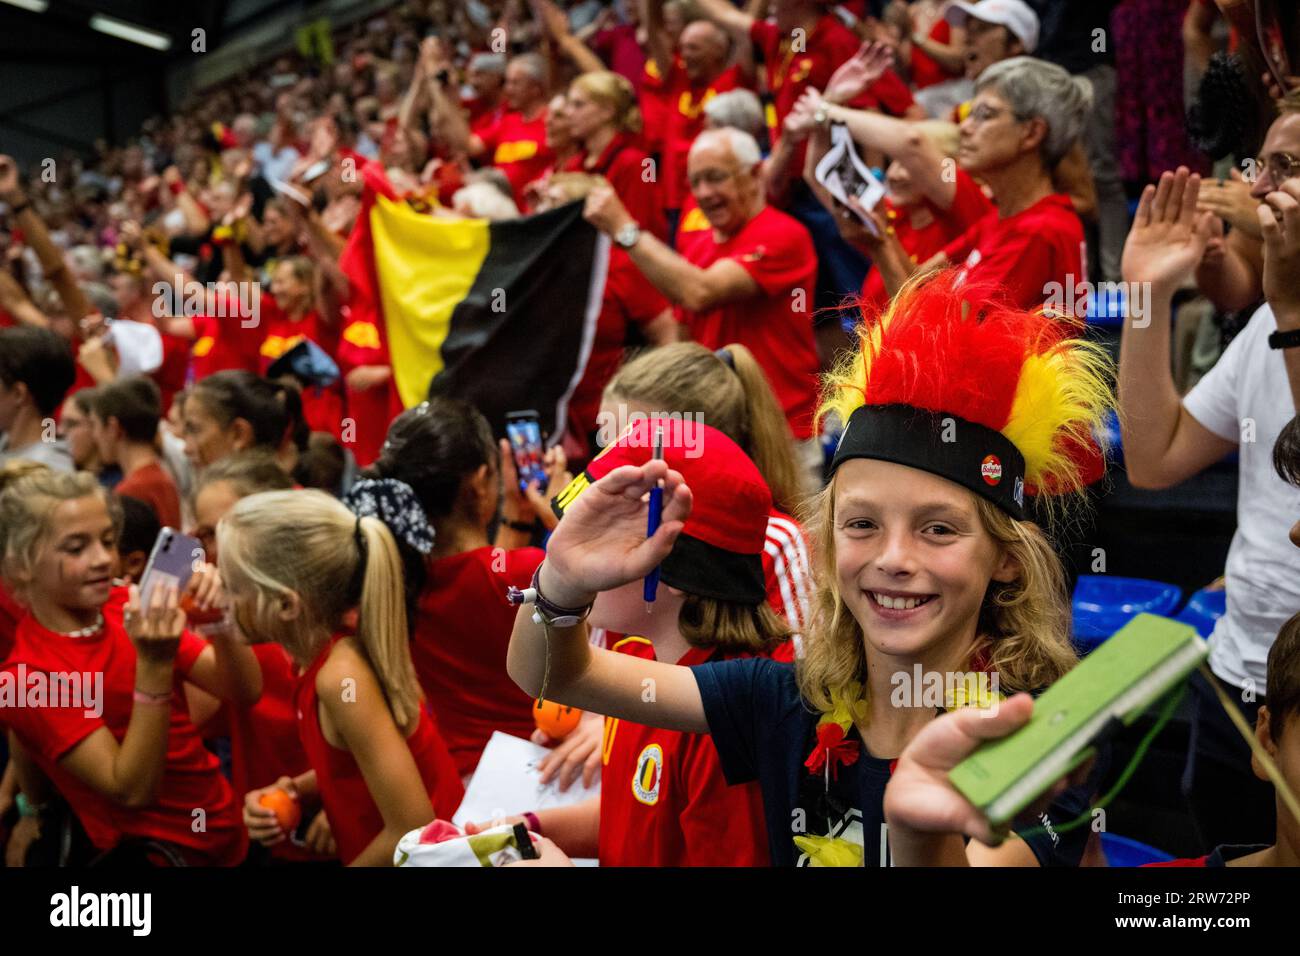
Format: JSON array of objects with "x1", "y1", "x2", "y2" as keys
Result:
[
  {"x1": 614, "y1": 221, "x2": 642, "y2": 250},
  {"x1": 1268, "y1": 327, "x2": 1300, "y2": 350},
  {"x1": 506, "y1": 564, "x2": 593, "y2": 628}
]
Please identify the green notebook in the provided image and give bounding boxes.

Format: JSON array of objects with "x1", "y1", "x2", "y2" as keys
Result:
[{"x1": 949, "y1": 613, "x2": 1208, "y2": 826}]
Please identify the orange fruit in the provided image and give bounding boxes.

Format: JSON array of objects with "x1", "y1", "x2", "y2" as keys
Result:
[
  {"x1": 534, "y1": 699, "x2": 582, "y2": 740},
  {"x1": 258, "y1": 787, "x2": 301, "y2": 832}
]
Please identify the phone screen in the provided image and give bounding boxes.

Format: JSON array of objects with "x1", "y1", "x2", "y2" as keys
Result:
[{"x1": 505, "y1": 412, "x2": 547, "y2": 493}]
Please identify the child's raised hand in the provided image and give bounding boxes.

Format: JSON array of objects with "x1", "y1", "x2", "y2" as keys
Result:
[
  {"x1": 525, "y1": 446, "x2": 571, "y2": 531},
  {"x1": 503, "y1": 835, "x2": 574, "y2": 867},
  {"x1": 541, "y1": 461, "x2": 692, "y2": 608},
  {"x1": 123, "y1": 583, "x2": 184, "y2": 662}
]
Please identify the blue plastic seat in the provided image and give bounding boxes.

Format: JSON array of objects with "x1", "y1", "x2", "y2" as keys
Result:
[
  {"x1": 1102, "y1": 832, "x2": 1174, "y2": 867},
  {"x1": 1085, "y1": 284, "x2": 1126, "y2": 329},
  {"x1": 1072, "y1": 575, "x2": 1183, "y2": 652},
  {"x1": 1174, "y1": 587, "x2": 1227, "y2": 638}
]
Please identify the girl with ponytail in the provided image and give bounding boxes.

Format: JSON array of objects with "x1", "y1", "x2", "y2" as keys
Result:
[{"x1": 218, "y1": 483, "x2": 463, "y2": 865}]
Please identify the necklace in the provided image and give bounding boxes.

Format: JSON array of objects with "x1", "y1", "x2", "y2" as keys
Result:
[{"x1": 57, "y1": 613, "x2": 105, "y2": 639}]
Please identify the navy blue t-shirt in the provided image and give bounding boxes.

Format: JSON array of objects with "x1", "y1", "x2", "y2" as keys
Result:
[{"x1": 692, "y1": 656, "x2": 1103, "y2": 867}]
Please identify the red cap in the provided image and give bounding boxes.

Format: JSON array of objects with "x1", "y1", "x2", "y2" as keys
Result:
[{"x1": 552, "y1": 418, "x2": 771, "y2": 603}]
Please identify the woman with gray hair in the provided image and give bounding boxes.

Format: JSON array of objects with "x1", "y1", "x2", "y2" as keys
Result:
[{"x1": 801, "y1": 55, "x2": 1093, "y2": 313}]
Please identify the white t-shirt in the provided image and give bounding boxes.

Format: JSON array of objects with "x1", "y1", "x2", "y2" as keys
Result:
[{"x1": 1182, "y1": 303, "x2": 1300, "y2": 691}]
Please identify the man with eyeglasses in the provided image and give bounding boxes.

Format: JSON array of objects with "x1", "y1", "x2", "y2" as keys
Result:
[
  {"x1": 1117, "y1": 91, "x2": 1300, "y2": 853},
  {"x1": 582, "y1": 127, "x2": 822, "y2": 485}
]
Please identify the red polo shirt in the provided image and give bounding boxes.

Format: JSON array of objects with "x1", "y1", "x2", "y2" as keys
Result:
[
  {"x1": 674, "y1": 205, "x2": 819, "y2": 440},
  {"x1": 564, "y1": 133, "x2": 668, "y2": 242},
  {"x1": 479, "y1": 108, "x2": 555, "y2": 207},
  {"x1": 860, "y1": 168, "x2": 993, "y2": 318},
  {"x1": 942, "y1": 192, "x2": 1087, "y2": 312},
  {"x1": 658, "y1": 63, "x2": 745, "y2": 210},
  {"x1": 598, "y1": 637, "x2": 771, "y2": 866},
  {"x1": 568, "y1": 251, "x2": 672, "y2": 456},
  {"x1": 336, "y1": 311, "x2": 395, "y2": 468}
]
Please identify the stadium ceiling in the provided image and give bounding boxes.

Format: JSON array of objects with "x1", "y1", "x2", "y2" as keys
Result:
[{"x1": 0, "y1": 1, "x2": 232, "y2": 61}]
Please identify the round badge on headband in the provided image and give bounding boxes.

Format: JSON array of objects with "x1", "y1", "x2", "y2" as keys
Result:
[{"x1": 342, "y1": 478, "x2": 436, "y2": 555}]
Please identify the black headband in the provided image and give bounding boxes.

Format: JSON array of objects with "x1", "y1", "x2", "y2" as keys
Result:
[{"x1": 829, "y1": 404, "x2": 1027, "y2": 519}]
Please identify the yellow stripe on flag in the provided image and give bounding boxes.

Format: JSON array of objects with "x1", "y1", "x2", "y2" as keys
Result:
[{"x1": 369, "y1": 195, "x2": 491, "y2": 408}]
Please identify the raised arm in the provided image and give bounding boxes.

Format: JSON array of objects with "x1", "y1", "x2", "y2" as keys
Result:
[
  {"x1": 642, "y1": 0, "x2": 676, "y2": 81},
  {"x1": 1118, "y1": 167, "x2": 1237, "y2": 489},
  {"x1": 534, "y1": 0, "x2": 606, "y2": 75},
  {"x1": 58, "y1": 585, "x2": 188, "y2": 809},
  {"x1": 505, "y1": 460, "x2": 709, "y2": 734},
  {"x1": 582, "y1": 182, "x2": 759, "y2": 311},
  {"x1": 0, "y1": 155, "x2": 93, "y2": 322},
  {"x1": 693, "y1": 0, "x2": 755, "y2": 37}
]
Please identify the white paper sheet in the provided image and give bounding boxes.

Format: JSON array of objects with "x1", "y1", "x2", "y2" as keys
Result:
[
  {"x1": 814, "y1": 122, "x2": 887, "y2": 234},
  {"x1": 452, "y1": 731, "x2": 601, "y2": 828}
]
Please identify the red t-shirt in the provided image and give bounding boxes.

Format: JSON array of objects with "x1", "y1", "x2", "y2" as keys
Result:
[
  {"x1": 0, "y1": 581, "x2": 23, "y2": 662},
  {"x1": 152, "y1": 330, "x2": 192, "y2": 415},
  {"x1": 942, "y1": 193, "x2": 1087, "y2": 312},
  {"x1": 464, "y1": 95, "x2": 506, "y2": 138},
  {"x1": 658, "y1": 63, "x2": 745, "y2": 210},
  {"x1": 910, "y1": 19, "x2": 960, "y2": 89},
  {"x1": 412, "y1": 547, "x2": 543, "y2": 778},
  {"x1": 638, "y1": 56, "x2": 679, "y2": 159},
  {"x1": 0, "y1": 587, "x2": 245, "y2": 864},
  {"x1": 335, "y1": 312, "x2": 395, "y2": 468},
  {"x1": 190, "y1": 285, "x2": 265, "y2": 381},
  {"x1": 479, "y1": 108, "x2": 555, "y2": 208},
  {"x1": 115, "y1": 461, "x2": 182, "y2": 530},
  {"x1": 567, "y1": 251, "x2": 672, "y2": 456},
  {"x1": 598, "y1": 637, "x2": 771, "y2": 866},
  {"x1": 860, "y1": 168, "x2": 993, "y2": 318},
  {"x1": 258, "y1": 296, "x2": 344, "y2": 438},
  {"x1": 295, "y1": 634, "x2": 464, "y2": 864},
  {"x1": 564, "y1": 133, "x2": 668, "y2": 242},
  {"x1": 750, "y1": 16, "x2": 861, "y2": 132},
  {"x1": 674, "y1": 205, "x2": 819, "y2": 440}
]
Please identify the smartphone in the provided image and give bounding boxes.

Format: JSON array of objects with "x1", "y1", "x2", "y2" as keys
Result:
[
  {"x1": 139, "y1": 528, "x2": 204, "y2": 609},
  {"x1": 505, "y1": 410, "x2": 548, "y2": 493}
]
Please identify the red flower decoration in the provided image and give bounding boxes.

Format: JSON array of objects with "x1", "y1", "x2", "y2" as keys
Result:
[{"x1": 804, "y1": 722, "x2": 860, "y2": 781}]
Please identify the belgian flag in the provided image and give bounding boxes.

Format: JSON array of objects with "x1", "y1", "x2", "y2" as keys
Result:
[{"x1": 339, "y1": 162, "x2": 608, "y2": 439}]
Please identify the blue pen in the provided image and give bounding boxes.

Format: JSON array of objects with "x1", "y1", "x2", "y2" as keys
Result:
[{"x1": 644, "y1": 427, "x2": 665, "y2": 613}]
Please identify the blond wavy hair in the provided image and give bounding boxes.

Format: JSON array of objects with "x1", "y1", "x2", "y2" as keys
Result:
[{"x1": 795, "y1": 479, "x2": 1078, "y2": 714}]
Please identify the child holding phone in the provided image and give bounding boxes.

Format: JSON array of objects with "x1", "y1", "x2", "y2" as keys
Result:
[
  {"x1": 218, "y1": 484, "x2": 463, "y2": 865},
  {"x1": 505, "y1": 273, "x2": 1116, "y2": 866},
  {"x1": 0, "y1": 468, "x2": 253, "y2": 865}
]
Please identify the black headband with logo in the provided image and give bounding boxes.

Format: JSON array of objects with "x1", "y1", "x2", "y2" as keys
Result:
[{"x1": 829, "y1": 404, "x2": 1027, "y2": 519}]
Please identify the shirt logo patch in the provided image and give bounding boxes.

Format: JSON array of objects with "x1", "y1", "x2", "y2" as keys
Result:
[
  {"x1": 493, "y1": 140, "x2": 539, "y2": 165},
  {"x1": 981, "y1": 454, "x2": 1002, "y2": 485},
  {"x1": 632, "y1": 743, "x2": 663, "y2": 806},
  {"x1": 192, "y1": 335, "x2": 215, "y2": 358}
]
